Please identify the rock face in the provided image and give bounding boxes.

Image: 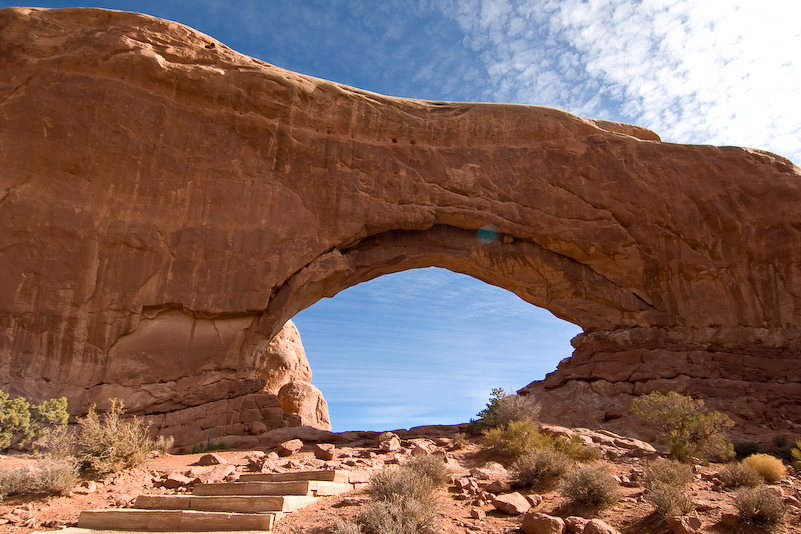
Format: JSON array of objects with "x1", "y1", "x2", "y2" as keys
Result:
[{"x1": 2, "y1": 8, "x2": 801, "y2": 440}]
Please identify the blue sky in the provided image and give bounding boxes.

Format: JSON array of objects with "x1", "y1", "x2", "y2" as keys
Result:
[{"x1": 5, "y1": 1, "x2": 799, "y2": 431}]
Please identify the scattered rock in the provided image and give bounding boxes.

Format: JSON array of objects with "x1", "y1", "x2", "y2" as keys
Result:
[
  {"x1": 163, "y1": 472, "x2": 193, "y2": 489},
  {"x1": 521, "y1": 512, "x2": 566, "y2": 534},
  {"x1": 485, "y1": 480, "x2": 512, "y2": 493},
  {"x1": 564, "y1": 516, "x2": 588, "y2": 533},
  {"x1": 314, "y1": 443, "x2": 337, "y2": 460},
  {"x1": 582, "y1": 519, "x2": 620, "y2": 534},
  {"x1": 196, "y1": 453, "x2": 226, "y2": 466},
  {"x1": 720, "y1": 512, "x2": 740, "y2": 527},
  {"x1": 470, "y1": 508, "x2": 486, "y2": 520},
  {"x1": 276, "y1": 439, "x2": 304, "y2": 457},
  {"x1": 666, "y1": 515, "x2": 702, "y2": 534},
  {"x1": 378, "y1": 435, "x2": 401, "y2": 452},
  {"x1": 525, "y1": 494, "x2": 543, "y2": 507},
  {"x1": 492, "y1": 492, "x2": 531, "y2": 515}
]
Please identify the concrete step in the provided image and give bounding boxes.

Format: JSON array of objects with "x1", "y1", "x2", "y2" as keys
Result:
[
  {"x1": 134, "y1": 494, "x2": 318, "y2": 513},
  {"x1": 77, "y1": 509, "x2": 276, "y2": 531},
  {"x1": 238, "y1": 469, "x2": 350, "y2": 483},
  {"x1": 193, "y1": 480, "x2": 354, "y2": 497}
]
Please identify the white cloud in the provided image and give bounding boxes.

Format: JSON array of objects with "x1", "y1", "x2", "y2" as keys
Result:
[{"x1": 435, "y1": 0, "x2": 801, "y2": 163}]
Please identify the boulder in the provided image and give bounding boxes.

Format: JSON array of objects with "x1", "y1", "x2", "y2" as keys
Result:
[
  {"x1": 582, "y1": 519, "x2": 620, "y2": 534},
  {"x1": 275, "y1": 439, "x2": 303, "y2": 457},
  {"x1": 492, "y1": 492, "x2": 531, "y2": 515},
  {"x1": 196, "y1": 453, "x2": 226, "y2": 466},
  {"x1": 278, "y1": 382, "x2": 331, "y2": 431},
  {"x1": 314, "y1": 443, "x2": 337, "y2": 460}
]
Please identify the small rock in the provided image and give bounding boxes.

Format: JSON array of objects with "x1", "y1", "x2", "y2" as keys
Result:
[
  {"x1": 720, "y1": 512, "x2": 740, "y2": 527},
  {"x1": 470, "y1": 508, "x2": 486, "y2": 520},
  {"x1": 314, "y1": 443, "x2": 337, "y2": 460},
  {"x1": 197, "y1": 453, "x2": 226, "y2": 466},
  {"x1": 666, "y1": 515, "x2": 702, "y2": 534},
  {"x1": 374, "y1": 431, "x2": 398, "y2": 445},
  {"x1": 564, "y1": 516, "x2": 588, "y2": 533},
  {"x1": 485, "y1": 480, "x2": 512, "y2": 493},
  {"x1": 492, "y1": 492, "x2": 531, "y2": 515},
  {"x1": 435, "y1": 437, "x2": 452, "y2": 447},
  {"x1": 521, "y1": 512, "x2": 566, "y2": 534},
  {"x1": 692, "y1": 499, "x2": 715, "y2": 512},
  {"x1": 583, "y1": 519, "x2": 620, "y2": 534},
  {"x1": 163, "y1": 472, "x2": 193, "y2": 488},
  {"x1": 276, "y1": 438, "x2": 303, "y2": 456},
  {"x1": 341, "y1": 497, "x2": 370, "y2": 506},
  {"x1": 379, "y1": 435, "x2": 401, "y2": 452},
  {"x1": 525, "y1": 494, "x2": 543, "y2": 507}
]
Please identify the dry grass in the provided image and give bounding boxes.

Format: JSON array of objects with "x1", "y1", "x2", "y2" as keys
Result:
[
  {"x1": 512, "y1": 448, "x2": 573, "y2": 489},
  {"x1": 742, "y1": 454, "x2": 787, "y2": 484},
  {"x1": 0, "y1": 459, "x2": 78, "y2": 499},
  {"x1": 558, "y1": 465, "x2": 620, "y2": 509},
  {"x1": 644, "y1": 482, "x2": 694, "y2": 518},
  {"x1": 78, "y1": 399, "x2": 154, "y2": 475},
  {"x1": 643, "y1": 458, "x2": 694, "y2": 489},
  {"x1": 734, "y1": 486, "x2": 786, "y2": 528},
  {"x1": 719, "y1": 462, "x2": 763, "y2": 488}
]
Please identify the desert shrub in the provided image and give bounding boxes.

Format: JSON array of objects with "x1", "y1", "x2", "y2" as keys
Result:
[
  {"x1": 558, "y1": 465, "x2": 620, "y2": 509},
  {"x1": 493, "y1": 394, "x2": 542, "y2": 427},
  {"x1": 369, "y1": 466, "x2": 433, "y2": 503},
  {"x1": 553, "y1": 434, "x2": 602, "y2": 461},
  {"x1": 791, "y1": 440, "x2": 801, "y2": 471},
  {"x1": 742, "y1": 453, "x2": 787, "y2": 483},
  {"x1": 404, "y1": 456, "x2": 449, "y2": 488},
  {"x1": 358, "y1": 494, "x2": 437, "y2": 534},
  {"x1": 719, "y1": 462, "x2": 763, "y2": 488},
  {"x1": 643, "y1": 458, "x2": 694, "y2": 489},
  {"x1": 153, "y1": 435, "x2": 174, "y2": 454},
  {"x1": 734, "y1": 486, "x2": 785, "y2": 528},
  {"x1": 0, "y1": 459, "x2": 78, "y2": 499},
  {"x1": 33, "y1": 425, "x2": 78, "y2": 460},
  {"x1": 332, "y1": 519, "x2": 362, "y2": 534},
  {"x1": 631, "y1": 391, "x2": 734, "y2": 462},
  {"x1": 734, "y1": 441, "x2": 761, "y2": 460},
  {"x1": 191, "y1": 440, "x2": 231, "y2": 454},
  {"x1": 644, "y1": 481, "x2": 694, "y2": 519},
  {"x1": 0, "y1": 390, "x2": 69, "y2": 450},
  {"x1": 512, "y1": 448, "x2": 572, "y2": 489},
  {"x1": 451, "y1": 432, "x2": 468, "y2": 449},
  {"x1": 77, "y1": 399, "x2": 154, "y2": 475},
  {"x1": 482, "y1": 419, "x2": 553, "y2": 459}
]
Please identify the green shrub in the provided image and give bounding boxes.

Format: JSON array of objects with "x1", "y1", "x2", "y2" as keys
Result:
[
  {"x1": 0, "y1": 390, "x2": 69, "y2": 450},
  {"x1": 482, "y1": 419, "x2": 552, "y2": 459},
  {"x1": 0, "y1": 459, "x2": 78, "y2": 499},
  {"x1": 644, "y1": 481, "x2": 694, "y2": 519},
  {"x1": 742, "y1": 453, "x2": 786, "y2": 483},
  {"x1": 719, "y1": 462, "x2": 763, "y2": 488},
  {"x1": 512, "y1": 448, "x2": 572, "y2": 489},
  {"x1": 558, "y1": 465, "x2": 620, "y2": 509},
  {"x1": 734, "y1": 486, "x2": 785, "y2": 528},
  {"x1": 631, "y1": 391, "x2": 734, "y2": 462},
  {"x1": 643, "y1": 458, "x2": 694, "y2": 489},
  {"x1": 553, "y1": 434, "x2": 602, "y2": 461},
  {"x1": 77, "y1": 399, "x2": 154, "y2": 475}
]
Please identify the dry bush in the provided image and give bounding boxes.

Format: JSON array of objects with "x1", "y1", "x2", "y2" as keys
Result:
[
  {"x1": 742, "y1": 454, "x2": 787, "y2": 483},
  {"x1": 404, "y1": 456, "x2": 449, "y2": 488},
  {"x1": 153, "y1": 435, "x2": 175, "y2": 454},
  {"x1": 734, "y1": 486, "x2": 786, "y2": 528},
  {"x1": 358, "y1": 495, "x2": 437, "y2": 534},
  {"x1": 558, "y1": 465, "x2": 620, "y2": 509},
  {"x1": 643, "y1": 458, "x2": 694, "y2": 489},
  {"x1": 482, "y1": 419, "x2": 553, "y2": 459},
  {"x1": 78, "y1": 399, "x2": 154, "y2": 475},
  {"x1": 34, "y1": 425, "x2": 78, "y2": 460},
  {"x1": 719, "y1": 462, "x2": 763, "y2": 488},
  {"x1": 494, "y1": 394, "x2": 542, "y2": 426},
  {"x1": 512, "y1": 448, "x2": 573, "y2": 489},
  {"x1": 555, "y1": 435, "x2": 602, "y2": 461},
  {"x1": 368, "y1": 467, "x2": 433, "y2": 504},
  {"x1": 644, "y1": 482, "x2": 694, "y2": 518},
  {"x1": 0, "y1": 460, "x2": 78, "y2": 499},
  {"x1": 332, "y1": 519, "x2": 363, "y2": 534}
]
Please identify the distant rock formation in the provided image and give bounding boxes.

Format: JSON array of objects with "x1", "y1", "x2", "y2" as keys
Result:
[{"x1": 2, "y1": 7, "x2": 800, "y2": 441}]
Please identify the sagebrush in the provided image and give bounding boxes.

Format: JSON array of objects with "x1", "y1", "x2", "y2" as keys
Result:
[
  {"x1": 734, "y1": 486, "x2": 785, "y2": 528},
  {"x1": 643, "y1": 458, "x2": 694, "y2": 489},
  {"x1": 631, "y1": 391, "x2": 733, "y2": 462},
  {"x1": 644, "y1": 481, "x2": 694, "y2": 519},
  {"x1": 558, "y1": 465, "x2": 620, "y2": 509},
  {"x1": 512, "y1": 448, "x2": 572, "y2": 489},
  {"x1": 0, "y1": 460, "x2": 78, "y2": 499},
  {"x1": 719, "y1": 462, "x2": 762, "y2": 488},
  {"x1": 77, "y1": 398, "x2": 154, "y2": 475},
  {"x1": 482, "y1": 419, "x2": 598, "y2": 460},
  {"x1": 470, "y1": 388, "x2": 541, "y2": 432}
]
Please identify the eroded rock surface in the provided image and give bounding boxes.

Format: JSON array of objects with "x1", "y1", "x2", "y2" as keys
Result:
[{"x1": 2, "y1": 7, "x2": 801, "y2": 440}]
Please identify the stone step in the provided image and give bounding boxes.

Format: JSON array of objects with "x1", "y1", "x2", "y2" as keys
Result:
[
  {"x1": 238, "y1": 469, "x2": 349, "y2": 483},
  {"x1": 77, "y1": 509, "x2": 276, "y2": 531},
  {"x1": 135, "y1": 494, "x2": 318, "y2": 513},
  {"x1": 193, "y1": 480, "x2": 354, "y2": 497}
]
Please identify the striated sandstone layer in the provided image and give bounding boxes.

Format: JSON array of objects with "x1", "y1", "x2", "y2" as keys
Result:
[{"x1": 2, "y1": 8, "x2": 801, "y2": 440}]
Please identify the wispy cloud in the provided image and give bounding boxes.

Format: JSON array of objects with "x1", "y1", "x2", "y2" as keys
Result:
[{"x1": 435, "y1": 0, "x2": 801, "y2": 163}]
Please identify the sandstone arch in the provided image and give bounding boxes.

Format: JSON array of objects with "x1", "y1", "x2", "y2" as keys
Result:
[{"x1": 2, "y1": 8, "x2": 801, "y2": 440}]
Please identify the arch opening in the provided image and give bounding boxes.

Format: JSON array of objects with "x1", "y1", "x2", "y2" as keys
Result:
[{"x1": 292, "y1": 267, "x2": 582, "y2": 432}]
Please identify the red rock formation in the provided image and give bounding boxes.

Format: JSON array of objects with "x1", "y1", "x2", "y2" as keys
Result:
[{"x1": 1, "y1": 7, "x2": 800, "y2": 441}]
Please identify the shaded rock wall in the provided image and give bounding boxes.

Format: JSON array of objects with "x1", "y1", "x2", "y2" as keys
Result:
[{"x1": 2, "y1": 7, "x2": 801, "y2": 439}]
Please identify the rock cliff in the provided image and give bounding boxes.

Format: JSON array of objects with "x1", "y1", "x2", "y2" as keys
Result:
[{"x1": 1, "y1": 7, "x2": 801, "y2": 441}]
